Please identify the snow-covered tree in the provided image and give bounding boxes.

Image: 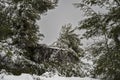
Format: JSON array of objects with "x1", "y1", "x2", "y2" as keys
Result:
[
  {"x1": 0, "y1": 0, "x2": 58, "y2": 75},
  {"x1": 75, "y1": 0, "x2": 120, "y2": 80},
  {"x1": 50, "y1": 24, "x2": 85, "y2": 77}
]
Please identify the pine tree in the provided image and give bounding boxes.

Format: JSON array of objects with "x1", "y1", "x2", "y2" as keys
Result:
[
  {"x1": 75, "y1": 0, "x2": 120, "y2": 80},
  {"x1": 51, "y1": 24, "x2": 84, "y2": 77},
  {"x1": 0, "y1": 0, "x2": 58, "y2": 75},
  {"x1": 0, "y1": 0, "x2": 57, "y2": 58}
]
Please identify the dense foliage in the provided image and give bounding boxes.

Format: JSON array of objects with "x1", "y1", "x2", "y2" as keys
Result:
[
  {"x1": 0, "y1": 0, "x2": 57, "y2": 57},
  {"x1": 0, "y1": 0, "x2": 57, "y2": 75},
  {"x1": 51, "y1": 24, "x2": 85, "y2": 77},
  {"x1": 75, "y1": 0, "x2": 120, "y2": 80},
  {"x1": 0, "y1": 0, "x2": 84, "y2": 77}
]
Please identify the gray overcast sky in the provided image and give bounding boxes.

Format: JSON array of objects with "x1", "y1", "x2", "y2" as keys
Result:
[{"x1": 38, "y1": 0, "x2": 84, "y2": 45}]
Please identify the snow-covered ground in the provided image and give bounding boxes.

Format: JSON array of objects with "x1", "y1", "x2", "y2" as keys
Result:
[{"x1": 0, "y1": 71, "x2": 99, "y2": 80}]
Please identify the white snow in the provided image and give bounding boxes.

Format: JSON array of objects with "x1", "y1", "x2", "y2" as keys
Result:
[
  {"x1": 0, "y1": 72, "x2": 99, "y2": 80},
  {"x1": 0, "y1": 50, "x2": 6, "y2": 57},
  {"x1": 1, "y1": 74, "x2": 33, "y2": 80},
  {"x1": 35, "y1": 75, "x2": 99, "y2": 80}
]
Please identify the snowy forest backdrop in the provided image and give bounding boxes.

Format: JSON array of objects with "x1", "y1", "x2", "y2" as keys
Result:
[{"x1": 0, "y1": 0, "x2": 120, "y2": 80}]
